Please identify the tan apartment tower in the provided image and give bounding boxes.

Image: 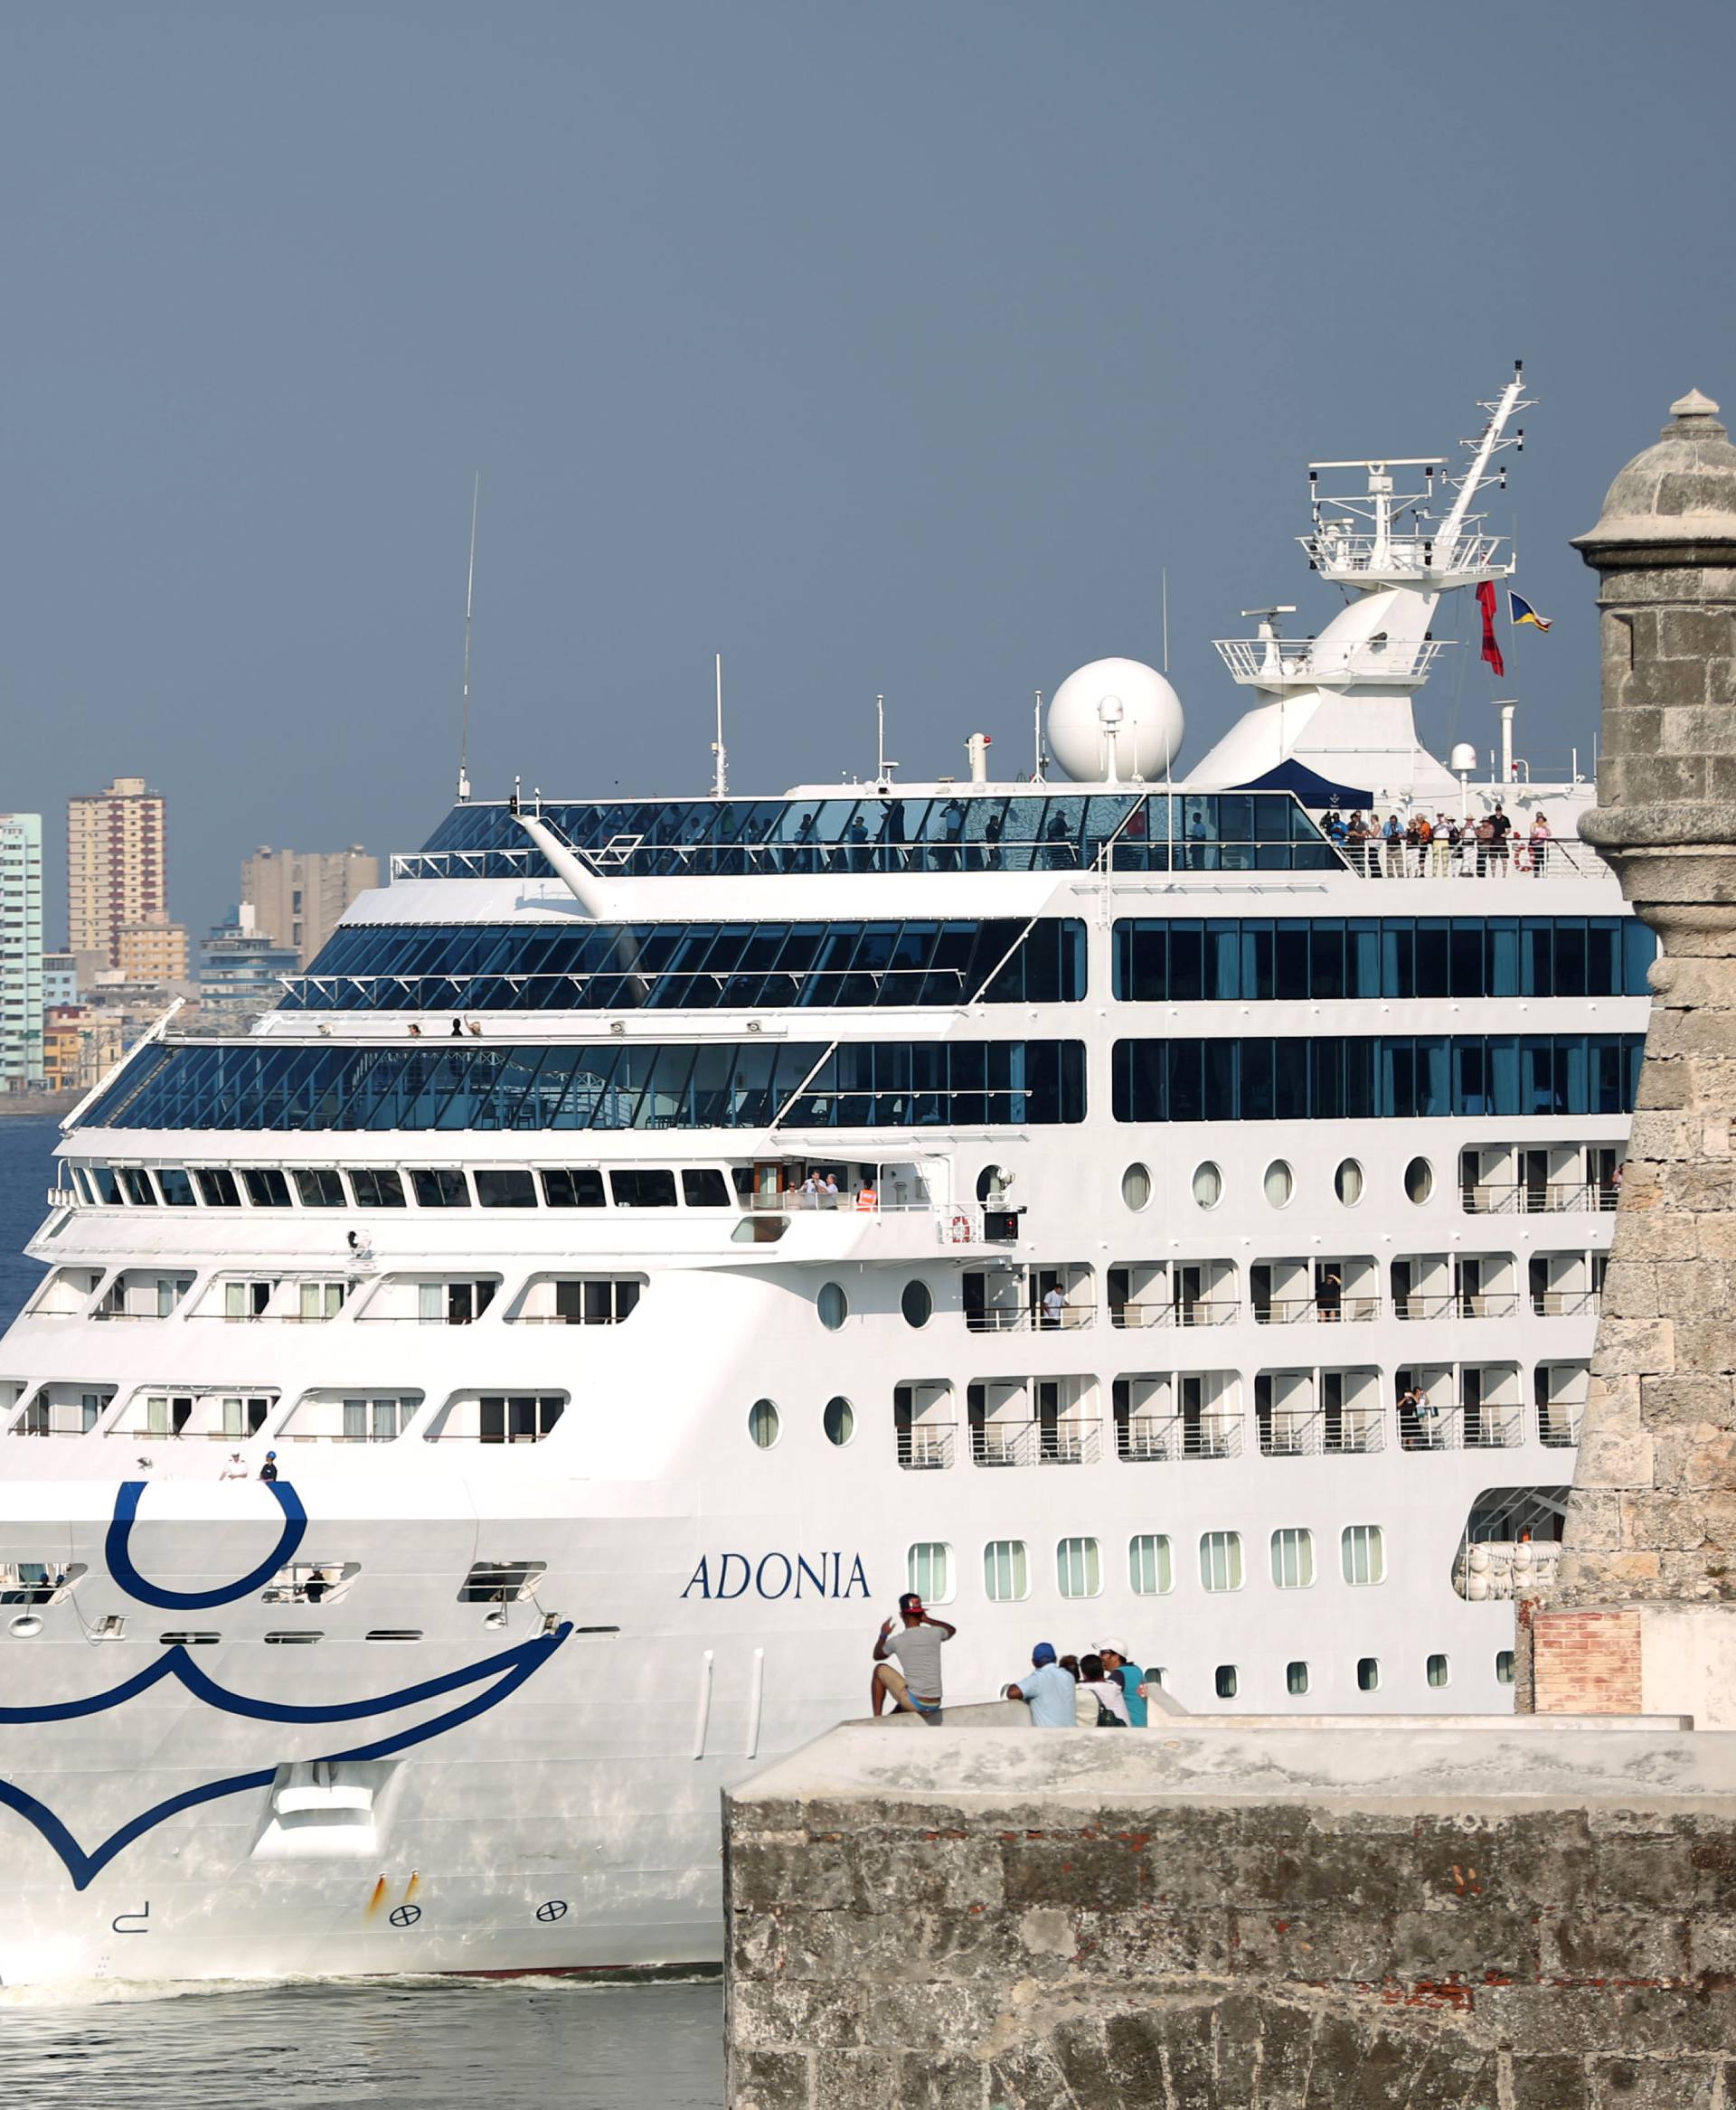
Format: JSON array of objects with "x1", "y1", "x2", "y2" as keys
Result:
[
  {"x1": 67, "y1": 776, "x2": 167, "y2": 969},
  {"x1": 241, "y1": 845, "x2": 377, "y2": 968}
]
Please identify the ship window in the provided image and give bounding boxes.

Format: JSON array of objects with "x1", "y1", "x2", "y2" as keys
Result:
[
  {"x1": 0, "y1": 1561, "x2": 87, "y2": 1605},
  {"x1": 610, "y1": 1169, "x2": 677, "y2": 1209},
  {"x1": 1269, "y1": 1528, "x2": 1314, "y2": 1589},
  {"x1": 195, "y1": 1167, "x2": 241, "y2": 1207},
  {"x1": 476, "y1": 1169, "x2": 536, "y2": 1209},
  {"x1": 1495, "y1": 1649, "x2": 1515, "y2": 1685},
  {"x1": 156, "y1": 1167, "x2": 197, "y2": 1207},
  {"x1": 458, "y1": 1559, "x2": 547, "y2": 1603},
  {"x1": 682, "y1": 1168, "x2": 731, "y2": 1208},
  {"x1": 983, "y1": 1540, "x2": 1028, "y2": 1602},
  {"x1": 1128, "y1": 1533, "x2": 1173, "y2": 1596},
  {"x1": 420, "y1": 1279, "x2": 495, "y2": 1323},
  {"x1": 366, "y1": 1629, "x2": 423, "y2": 1643},
  {"x1": 294, "y1": 1169, "x2": 346, "y2": 1209},
  {"x1": 1192, "y1": 1162, "x2": 1222, "y2": 1209},
  {"x1": 908, "y1": 1541, "x2": 953, "y2": 1604},
  {"x1": 219, "y1": 1396, "x2": 273, "y2": 1436},
  {"x1": 1214, "y1": 1665, "x2": 1239, "y2": 1700},
  {"x1": 411, "y1": 1168, "x2": 470, "y2": 1208},
  {"x1": 748, "y1": 1399, "x2": 780, "y2": 1449},
  {"x1": 1287, "y1": 1661, "x2": 1309, "y2": 1696},
  {"x1": 1427, "y1": 1653, "x2": 1450, "y2": 1688},
  {"x1": 540, "y1": 1278, "x2": 639, "y2": 1325},
  {"x1": 338, "y1": 1396, "x2": 414, "y2": 1440},
  {"x1": 346, "y1": 1168, "x2": 405, "y2": 1208},
  {"x1": 976, "y1": 1164, "x2": 1011, "y2": 1203},
  {"x1": 1335, "y1": 1158, "x2": 1363, "y2": 1206},
  {"x1": 1404, "y1": 1156, "x2": 1434, "y2": 1203},
  {"x1": 478, "y1": 1395, "x2": 563, "y2": 1443},
  {"x1": 242, "y1": 1168, "x2": 292, "y2": 1208},
  {"x1": 160, "y1": 1632, "x2": 221, "y2": 1645},
  {"x1": 1199, "y1": 1531, "x2": 1243, "y2": 1592},
  {"x1": 297, "y1": 1282, "x2": 345, "y2": 1321},
  {"x1": 541, "y1": 1168, "x2": 606, "y2": 1209},
  {"x1": 263, "y1": 1632, "x2": 323, "y2": 1644},
  {"x1": 1357, "y1": 1656, "x2": 1381, "y2": 1692},
  {"x1": 262, "y1": 1560, "x2": 360, "y2": 1606},
  {"x1": 901, "y1": 1280, "x2": 933, "y2": 1329},
  {"x1": 1121, "y1": 1163, "x2": 1152, "y2": 1211},
  {"x1": 88, "y1": 1164, "x2": 123, "y2": 1205},
  {"x1": 120, "y1": 1167, "x2": 156, "y2": 1207},
  {"x1": 1342, "y1": 1525, "x2": 1386, "y2": 1587},
  {"x1": 823, "y1": 1396, "x2": 854, "y2": 1446},
  {"x1": 1263, "y1": 1160, "x2": 1294, "y2": 1208},
  {"x1": 1056, "y1": 1536, "x2": 1101, "y2": 1598},
  {"x1": 817, "y1": 1282, "x2": 848, "y2": 1331}
]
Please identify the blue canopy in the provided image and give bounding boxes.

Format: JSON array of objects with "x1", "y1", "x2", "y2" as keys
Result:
[{"x1": 1231, "y1": 758, "x2": 1373, "y2": 809}]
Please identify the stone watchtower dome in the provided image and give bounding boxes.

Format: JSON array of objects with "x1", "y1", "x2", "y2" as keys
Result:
[{"x1": 1525, "y1": 388, "x2": 1736, "y2": 1725}]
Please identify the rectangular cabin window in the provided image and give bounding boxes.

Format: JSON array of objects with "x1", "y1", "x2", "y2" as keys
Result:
[
  {"x1": 609, "y1": 1169, "x2": 677, "y2": 1209},
  {"x1": 156, "y1": 1167, "x2": 197, "y2": 1207},
  {"x1": 458, "y1": 1559, "x2": 548, "y2": 1603},
  {"x1": 221, "y1": 1396, "x2": 271, "y2": 1436},
  {"x1": 420, "y1": 1279, "x2": 495, "y2": 1324},
  {"x1": 411, "y1": 1168, "x2": 470, "y2": 1209},
  {"x1": 541, "y1": 1168, "x2": 606, "y2": 1209},
  {"x1": 298, "y1": 1281, "x2": 344, "y2": 1321},
  {"x1": 346, "y1": 1168, "x2": 406, "y2": 1208},
  {"x1": 552, "y1": 1278, "x2": 640, "y2": 1324},
  {"x1": 478, "y1": 1395, "x2": 564, "y2": 1443},
  {"x1": 88, "y1": 1165, "x2": 123, "y2": 1205},
  {"x1": 242, "y1": 1168, "x2": 292, "y2": 1208},
  {"x1": 342, "y1": 1397, "x2": 411, "y2": 1440},
  {"x1": 120, "y1": 1167, "x2": 156, "y2": 1207},
  {"x1": 682, "y1": 1168, "x2": 731, "y2": 1209},
  {"x1": 294, "y1": 1169, "x2": 346, "y2": 1209},
  {"x1": 195, "y1": 1168, "x2": 241, "y2": 1207},
  {"x1": 476, "y1": 1169, "x2": 536, "y2": 1210}
]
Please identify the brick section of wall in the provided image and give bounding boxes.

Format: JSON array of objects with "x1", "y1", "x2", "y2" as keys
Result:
[
  {"x1": 1528, "y1": 1609, "x2": 1644, "y2": 1715},
  {"x1": 724, "y1": 1780, "x2": 1736, "y2": 2108}
]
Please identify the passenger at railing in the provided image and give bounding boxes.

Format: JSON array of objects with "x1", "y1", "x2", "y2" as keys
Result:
[
  {"x1": 1004, "y1": 1642, "x2": 1077, "y2": 1727},
  {"x1": 1316, "y1": 1268, "x2": 1342, "y2": 1323},
  {"x1": 981, "y1": 812, "x2": 1004, "y2": 869},
  {"x1": 1040, "y1": 1284, "x2": 1066, "y2": 1331},
  {"x1": 408, "y1": 1022, "x2": 423, "y2": 1038},
  {"x1": 1382, "y1": 813, "x2": 1406, "y2": 877},
  {"x1": 854, "y1": 1182, "x2": 878, "y2": 1212},
  {"x1": 1431, "y1": 815, "x2": 1457, "y2": 877},
  {"x1": 819, "y1": 1173, "x2": 841, "y2": 1207},
  {"x1": 846, "y1": 814, "x2": 870, "y2": 870},
  {"x1": 1322, "y1": 805, "x2": 1343, "y2": 839},
  {"x1": 1042, "y1": 813, "x2": 1071, "y2": 870},
  {"x1": 1077, "y1": 1653, "x2": 1127, "y2": 1726},
  {"x1": 1344, "y1": 812, "x2": 1372, "y2": 874},
  {"x1": 1487, "y1": 803, "x2": 1513, "y2": 874},
  {"x1": 1408, "y1": 812, "x2": 1432, "y2": 877},
  {"x1": 1396, "y1": 1386, "x2": 1429, "y2": 1449},
  {"x1": 1528, "y1": 812, "x2": 1552, "y2": 877},
  {"x1": 220, "y1": 1451, "x2": 249, "y2": 1481},
  {"x1": 797, "y1": 1172, "x2": 822, "y2": 1209}
]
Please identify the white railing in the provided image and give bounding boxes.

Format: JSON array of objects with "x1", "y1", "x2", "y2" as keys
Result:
[
  {"x1": 896, "y1": 1424, "x2": 955, "y2": 1471},
  {"x1": 965, "y1": 1305, "x2": 1093, "y2": 1333},
  {"x1": 1112, "y1": 1300, "x2": 1238, "y2": 1330},
  {"x1": 1464, "y1": 1182, "x2": 1619, "y2": 1216},
  {"x1": 970, "y1": 1419, "x2": 1100, "y2": 1467},
  {"x1": 1537, "y1": 1402, "x2": 1584, "y2": 1448},
  {"x1": 1397, "y1": 1403, "x2": 1524, "y2": 1452},
  {"x1": 1298, "y1": 530, "x2": 1507, "y2": 580},
  {"x1": 1533, "y1": 1291, "x2": 1599, "y2": 1319},
  {"x1": 1117, "y1": 1413, "x2": 1242, "y2": 1463},
  {"x1": 1213, "y1": 637, "x2": 1448, "y2": 686},
  {"x1": 1259, "y1": 1407, "x2": 1386, "y2": 1458},
  {"x1": 1255, "y1": 1296, "x2": 1382, "y2": 1326}
]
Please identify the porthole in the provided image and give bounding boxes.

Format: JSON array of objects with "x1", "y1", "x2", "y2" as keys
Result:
[
  {"x1": 1495, "y1": 1649, "x2": 1516, "y2": 1686},
  {"x1": 1263, "y1": 1160, "x2": 1294, "y2": 1208},
  {"x1": 1427, "y1": 1652, "x2": 1450, "y2": 1689},
  {"x1": 1335, "y1": 1158, "x2": 1363, "y2": 1206},
  {"x1": 1121, "y1": 1163, "x2": 1152, "y2": 1211},
  {"x1": 1357, "y1": 1656, "x2": 1381, "y2": 1692},
  {"x1": 1191, "y1": 1162, "x2": 1222, "y2": 1210},
  {"x1": 1214, "y1": 1664, "x2": 1239, "y2": 1700},
  {"x1": 1286, "y1": 1661, "x2": 1309, "y2": 1696},
  {"x1": 823, "y1": 1396, "x2": 854, "y2": 1446},
  {"x1": 748, "y1": 1399, "x2": 780, "y2": 1449},
  {"x1": 817, "y1": 1282, "x2": 848, "y2": 1332},
  {"x1": 1404, "y1": 1155, "x2": 1434, "y2": 1204},
  {"x1": 900, "y1": 1279, "x2": 932, "y2": 1328}
]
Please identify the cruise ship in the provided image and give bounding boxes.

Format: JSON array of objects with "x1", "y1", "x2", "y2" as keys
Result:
[{"x1": 0, "y1": 371, "x2": 1651, "y2": 1983}]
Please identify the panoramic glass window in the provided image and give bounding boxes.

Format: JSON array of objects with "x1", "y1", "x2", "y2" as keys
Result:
[
  {"x1": 1192, "y1": 1162, "x2": 1222, "y2": 1209},
  {"x1": 476, "y1": 1169, "x2": 536, "y2": 1209},
  {"x1": 747, "y1": 1399, "x2": 780, "y2": 1449},
  {"x1": 1335, "y1": 1158, "x2": 1363, "y2": 1206},
  {"x1": 346, "y1": 1168, "x2": 405, "y2": 1208},
  {"x1": 540, "y1": 1168, "x2": 606, "y2": 1208},
  {"x1": 611, "y1": 1169, "x2": 678, "y2": 1209},
  {"x1": 681, "y1": 1168, "x2": 731, "y2": 1208},
  {"x1": 1121, "y1": 1163, "x2": 1152, "y2": 1211},
  {"x1": 411, "y1": 1168, "x2": 469, "y2": 1208},
  {"x1": 294, "y1": 1169, "x2": 345, "y2": 1209},
  {"x1": 901, "y1": 1280, "x2": 933, "y2": 1328},
  {"x1": 817, "y1": 1282, "x2": 848, "y2": 1332},
  {"x1": 823, "y1": 1397, "x2": 854, "y2": 1446}
]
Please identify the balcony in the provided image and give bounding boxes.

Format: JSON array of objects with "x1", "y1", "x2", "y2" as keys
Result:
[
  {"x1": 1533, "y1": 1291, "x2": 1599, "y2": 1319},
  {"x1": 1464, "y1": 1182, "x2": 1619, "y2": 1217},
  {"x1": 970, "y1": 1419, "x2": 1100, "y2": 1467},
  {"x1": 1537, "y1": 1402, "x2": 1584, "y2": 1448},
  {"x1": 1116, "y1": 1413, "x2": 1242, "y2": 1463},
  {"x1": 1397, "y1": 1403, "x2": 1524, "y2": 1452},
  {"x1": 1259, "y1": 1408, "x2": 1385, "y2": 1457},
  {"x1": 965, "y1": 1305, "x2": 1094, "y2": 1333},
  {"x1": 1112, "y1": 1300, "x2": 1238, "y2": 1330},
  {"x1": 1213, "y1": 636, "x2": 1448, "y2": 689},
  {"x1": 1254, "y1": 1296, "x2": 1381, "y2": 1325},
  {"x1": 896, "y1": 1424, "x2": 956, "y2": 1471}
]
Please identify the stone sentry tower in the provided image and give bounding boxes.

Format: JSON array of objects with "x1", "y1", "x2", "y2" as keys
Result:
[{"x1": 1524, "y1": 388, "x2": 1736, "y2": 1723}]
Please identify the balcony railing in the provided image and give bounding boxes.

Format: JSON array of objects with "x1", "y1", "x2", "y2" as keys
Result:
[
  {"x1": 971, "y1": 1418, "x2": 1100, "y2": 1467},
  {"x1": 1397, "y1": 1403, "x2": 1524, "y2": 1452},
  {"x1": 965, "y1": 1305, "x2": 1093, "y2": 1333},
  {"x1": 1214, "y1": 637, "x2": 1448, "y2": 687},
  {"x1": 1298, "y1": 529, "x2": 1507, "y2": 581},
  {"x1": 1259, "y1": 1407, "x2": 1386, "y2": 1457},
  {"x1": 1116, "y1": 1413, "x2": 1242, "y2": 1463},
  {"x1": 1254, "y1": 1296, "x2": 1381, "y2": 1325},
  {"x1": 1394, "y1": 1292, "x2": 1519, "y2": 1320},
  {"x1": 896, "y1": 1424, "x2": 956, "y2": 1471},
  {"x1": 1463, "y1": 1182, "x2": 1619, "y2": 1216},
  {"x1": 1533, "y1": 1291, "x2": 1599, "y2": 1319},
  {"x1": 1112, "y1": 1300, "x2": 1238, "y2": 1329},
  {"x1": 1537, "y1": 1402, "x2": 1585, "y2": 1448}
]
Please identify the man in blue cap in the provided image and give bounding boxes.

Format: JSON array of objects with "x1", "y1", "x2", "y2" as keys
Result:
[
  {"x1": 259, "y1": 1450, "x2": 279, "y2": 1483},
  {"x1": 1005, "y1": 1643, "x2": 1077, "y2": 1727}
]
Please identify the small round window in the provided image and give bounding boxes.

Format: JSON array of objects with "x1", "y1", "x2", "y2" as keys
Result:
[
  {"x1": 901, "y1": 1279, "x2": 933, "y2": 1328},
  {"x1": 748, "y1": 1399, "x2": 780, "y2": 1449},
  {"x1": 1263, "y1": 1160, "x2": 1294, "y2": 1208},
  {"x1": 817, "y1": 1281, "x2": 848, "y2": 1332},
  {"x1": 1121, "y1": 1163, "x2": 1152, "y2": 1211},
  {"x1": 1192, "y1": 1162, "x2": 1222, "y2": 1210},
  {"x1": 823, "y1": 1396, "x2": 854, "y2": 1446},
  {"x1": 1334, "y1": 1158, "x2": 1363, "y2": 1206},
  {"x1": 1404, "y1": 1156, "x2": 1434, "y2": 1204}
]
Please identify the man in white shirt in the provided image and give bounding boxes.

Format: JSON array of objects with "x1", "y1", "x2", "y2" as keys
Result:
[
  {"x1": 872, "y1": 1592, "x2": 955, "y2": 1718},
  {"x1": 1042, "y1": 1285, "x2": 1066, "y2": 1330}
]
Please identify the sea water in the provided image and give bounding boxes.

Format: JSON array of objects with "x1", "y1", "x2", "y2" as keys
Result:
[{"x1": 0, "y1": 1118, "x2": 725, "y2": 2106}]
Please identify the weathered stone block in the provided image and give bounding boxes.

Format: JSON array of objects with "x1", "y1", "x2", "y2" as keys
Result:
[
  {"x1": 1588, "y1": 2052, "x2": 1722, "y2": 2107},
  {"x1": 1573, "y1": 1425, "x2": 1656, "y2": 1488},
  {"x1": 1002, "y1": 1837, "x2": 1144, "y2": 1912},
  {"x1": 1510, "y1": 2054, "x2": 1591, "y2": 2110},
  {"x1": 892, "y1": 2050, "x2": 986, "y2": 2107},
  {"x1": 810, "y1": 2049, "x2": 901, "y2": 2109},
  {"x1": 851, "y1": 1835, "x2": 1004, "y2": 1913},
  {"x1": 1592, "y1": 1318, "x2": 1676, "y2": 1378},
  {"x1": 729, "y1": 2049, "x2": 811, "y2": 2110},
  {"x1": 731, "y1": 1839, "x2": 852, "y2": 1912},
  {"x1": 980, "y1": 2042, "x2": 1080, "y2": 2110}
]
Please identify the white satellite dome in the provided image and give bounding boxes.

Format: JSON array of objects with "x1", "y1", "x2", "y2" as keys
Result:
[{"x1": 1046, "y1": 657, "x2": 1184, "y2": 784}]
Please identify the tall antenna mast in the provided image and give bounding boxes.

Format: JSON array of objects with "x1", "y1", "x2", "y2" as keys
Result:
[
  {"x1": 1033, "y1": 692, "x2": 1045, "y2": 781},
  {"x1": 876, "y1": 694, "x2": 885, "y2": 783},
  {"x1": 712, "y1": 653, "x2": 728, "y2": 799},
  {"x1": 1161, "y1": 569, "x2": 1170, "y2": 674},
  {"x1": 457, "y1": 471, "x2": 480, "y2": 802}
]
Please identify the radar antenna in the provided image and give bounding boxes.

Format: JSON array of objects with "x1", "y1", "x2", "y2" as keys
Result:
[{"x1": 457, "y1": 472, "x2": 480, "y2": 803}]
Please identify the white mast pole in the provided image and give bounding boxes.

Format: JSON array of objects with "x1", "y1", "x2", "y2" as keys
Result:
[
  {"x1": 1161, "y1": 569, "x2": 1170, "y2": 674},
  {"x1": 712, "y1": 653, "x2": 728, "y2": 799},
  {"x1": 876, "y1": 694, "x2": 885, "y2": 783},
  {"x1": 458, "y1": 471, "x2": 480, "y2": 801},
  {"x1": 1436, "y1": 366, "x2": 1526, "y2": 568}
]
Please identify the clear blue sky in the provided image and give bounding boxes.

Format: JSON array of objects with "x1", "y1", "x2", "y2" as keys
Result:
[{"x1": 3, "y1": 0, "x2": 1732, "y2": 942}]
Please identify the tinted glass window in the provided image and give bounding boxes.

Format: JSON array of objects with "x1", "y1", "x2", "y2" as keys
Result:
[
  {"x1": 294, "y1": 1169, "x2": 346, "y2": 1208},
  {"x1": 120, "y1": 1168, "x2": 156, "y2": 1206},
  {"x1": 242, "y1": 1168, "x2": 291, "y2": 1207},
  {"x1": 542, "y1": 1168, "x2": 606, "y2": 1208},
  {"x1": 194, "y1": 1168, "x2": 241, "y2": 1206},
  {"x1": 156, "y1": 1168, "x2": 197, "y2": 1206},
  {"x1": 611, "y1": 1169, "x2": 678, "y2": 1208},
  {"x1": 411, "y1": 1168, "x2": 470, "y2": 1208},
  {"x1": 476, "y1": 1169, "x2": 536, "y2": 1209},
  {"x1": 346, "y1": 1168, "x2": 406, "y2": 1208},
  {"x1": 682, "y1": 1168, "x2": 730, "y2": 1208},
  {"x1": 89, "y1": 1165, "x2": 123, "y2": 1204}
]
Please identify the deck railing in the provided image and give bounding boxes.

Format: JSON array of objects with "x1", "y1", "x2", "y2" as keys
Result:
[
  {"x1": 1116, "y1": 1413, "x2": 1242, "y2": 1463},
  {"x1": 1111, "y1": 1300, "x2": 1238, "y2": 1329},
  {"x1": 1258, "y1": 1407, "x2": 1386, "y2": 1457}
]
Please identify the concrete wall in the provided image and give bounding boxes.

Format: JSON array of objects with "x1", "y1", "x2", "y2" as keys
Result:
[{"x1": 724, "y1": 1718, "x2": 1736, "y2": 2109}]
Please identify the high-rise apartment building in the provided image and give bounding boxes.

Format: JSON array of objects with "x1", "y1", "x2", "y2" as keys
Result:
[
  {"x1": 241, "y1": 845, "x2": 377, "y2": 968},
  {"x1": 199, "y1": 904, "x2": 299, "y2": 1031},
  {"x1": 115, "y1": 911, "x2": 190, "y2": 986},
  {"x1": 0, "y1": 813, "x2": 45, "y2": 1088},
  {"x1": 68, "y1": 777, "x2": 167, "y2": 968}
]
